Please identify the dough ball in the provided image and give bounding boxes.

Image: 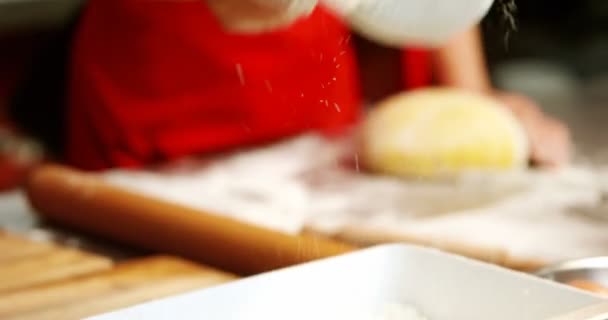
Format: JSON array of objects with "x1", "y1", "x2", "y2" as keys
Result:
[{"x1": 361, "y1": 88, "x2": 529, "y2": 178}]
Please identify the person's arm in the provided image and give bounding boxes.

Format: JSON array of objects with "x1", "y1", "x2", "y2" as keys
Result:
[
  {"x1": 432, "y1": 26, "x2": 571, "y2": 167},
  {"x1": 205, "y1": 0, "x2": 317, "y2": 33},
  {"x1": 433, "y1": 26, "x2": 492, "y2": 93}
]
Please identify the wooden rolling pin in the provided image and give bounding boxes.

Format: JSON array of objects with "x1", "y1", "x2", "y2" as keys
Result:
[{"x1": 25, "y1": 165, "x2": 355, "y2": 276}]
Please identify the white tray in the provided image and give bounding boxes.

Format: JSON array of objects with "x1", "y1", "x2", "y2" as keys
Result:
[{"x1": 86, "y1": 245, "x2": 601, "y2": 320}]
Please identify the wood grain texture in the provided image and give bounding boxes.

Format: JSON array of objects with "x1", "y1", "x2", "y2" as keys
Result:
[
  {"x1": 0, "y1": 256, "x2": 236, "y2": 320},
  {"x1": 0, "y1": 232, "x2": 57, "y2": 263},
  {"x1": 7, "y1": 277, "x2": 230, "y2": 320},
  {"x1": 0, "y1": 248, "x2": 113, "y2": 293}
]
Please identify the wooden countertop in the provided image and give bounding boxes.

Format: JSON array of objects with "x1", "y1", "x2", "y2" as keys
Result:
[{"x1": 0, "y1": 231, "x2": 237, "y2": 320}]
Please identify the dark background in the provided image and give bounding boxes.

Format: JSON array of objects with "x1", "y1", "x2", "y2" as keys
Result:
[{"x1": 485, "y1": 0, "x2": 608, "y2": 78}]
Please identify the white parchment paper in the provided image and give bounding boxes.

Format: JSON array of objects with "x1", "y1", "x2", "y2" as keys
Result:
[{"x1": 103, "y1": 134, "x2": 608, "y2": 263}]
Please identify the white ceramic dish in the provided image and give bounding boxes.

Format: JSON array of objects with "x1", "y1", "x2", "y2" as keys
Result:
[{"x1": 86, "y1": 244, "x2": 601, "y2": 320}]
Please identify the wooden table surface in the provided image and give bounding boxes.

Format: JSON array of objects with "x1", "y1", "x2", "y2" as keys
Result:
[{"x1": 0, "y1": 231, "x2": 237, "y2": 320}]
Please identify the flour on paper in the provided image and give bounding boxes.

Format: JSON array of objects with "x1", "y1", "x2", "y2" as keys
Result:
[{"x1": 103, "y1": 134, "x2": 608, "y2": 263}]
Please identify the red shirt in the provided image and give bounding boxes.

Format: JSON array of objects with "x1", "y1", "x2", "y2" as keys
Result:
[{"x1": 67, "y1": 0, "x2": 430, "y2": 170}]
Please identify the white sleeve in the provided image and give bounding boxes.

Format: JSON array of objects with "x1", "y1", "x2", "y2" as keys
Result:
[{"x1": 322, "y1": 0, "x2": 494, "y2": 48}]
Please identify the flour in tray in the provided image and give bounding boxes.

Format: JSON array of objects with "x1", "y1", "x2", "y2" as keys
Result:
[
  {"x1": 315, "y1": 302, "x2": 429, "y2": 320},
  {"x1": 360, "y1": 302, "x2": 429, "y2": 320},
  {"x1": 245, "y1": 301, "x2": 429, "y2": 320}
]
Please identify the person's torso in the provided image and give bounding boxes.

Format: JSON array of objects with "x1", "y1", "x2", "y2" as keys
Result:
[{"x1": 68, "y1": 0, "x2": 362, "y2": 170}]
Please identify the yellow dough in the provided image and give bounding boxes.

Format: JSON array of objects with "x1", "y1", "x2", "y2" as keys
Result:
[{"x1": 361, "y1": 88, "x2": 529, "y2": 178}]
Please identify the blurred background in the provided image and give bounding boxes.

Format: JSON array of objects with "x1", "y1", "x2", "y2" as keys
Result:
[
  {"x1": 0, "y1": 0, "x2": 607, "y2": 190},
  {"x1": 0, "y1": 4, "x2": 607, "y2": 316}
]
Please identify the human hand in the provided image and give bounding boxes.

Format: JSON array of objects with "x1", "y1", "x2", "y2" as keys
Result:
[
  {"x1": 494, "y1": 92, "x2": 572, "y2": 168},
  {"x1": 206, "y1": 0, "x2": 317, "y2": 33}
]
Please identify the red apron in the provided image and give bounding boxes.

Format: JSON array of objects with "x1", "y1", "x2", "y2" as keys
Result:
[{"x1": 67, "y1": 0, "x2": 430, "y2": 170}]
